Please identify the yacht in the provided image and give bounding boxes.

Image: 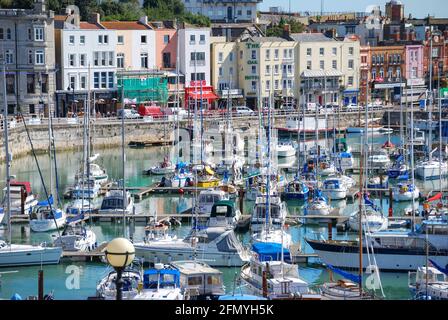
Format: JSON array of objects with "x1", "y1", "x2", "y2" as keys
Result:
[
  {"x1": 66, "y1": 199, "x2": 94, "y2": 215},
  {"x1": 307, "y1": 218, "x2": 448, "y2": 271},
  {"x1": 305, "y1": 195, "x2": 332, "y2": 217},
  {"x1": 392, "y1": 183, "x2": 420, "y2": 202},
  {"x1": 207, "y1": 200, "x2": 241, "y2": 229},
  {"x1": 0, "y1": 240, "x2": 62, "y2": 267},
  {"x1": 145, "y1": 158, "x2": 176, "y2": 175},
  {"x1": 197, "y1": 189, "x2": 229, "y2": 216},
  {"x1": 251, "y1": 228, "x2": 292, "y2": 250},
  {"x1": 387, "y1": 155, "x2": 409, "y2": 179},
  {"x1": 240, "y1": 243, "x2": 321, "y2": 300},
  {"x1": 367, "y1": 175, "x2": 389, "y2": 189},
  {"x1": 171, "y1": 260, "x2": 225, "y2": 299},
  {"x1": 75, "y1": 162, "x2": 109, "y2": 185},
  {"x1": 133, "y1": 264, "x2": 184, "y2": 300},
  {"x1": 98, "y1": 189, "x2": 135, "y2": 219},
  {"x1": 322, "y1": 178, "x2": 348, "y2": 200},
  {"x1": 336, "y1": 152, "x2": 355, "y2": 172},
  {"x1": 30, "y1": 205, "x2": 66, "y2": 232},
  {"x1": 415, "y1": 159, "x2": 448, "y2": 181},
  {"x1": 283, "y1": 179, "x2": 309, "y2": 200},
  {"x1": 250, "y1": 195, "x2": 288, "y2": 232},
  {"x1": 277, "y1": 142, "x2": 296, "y2": 158},
  {"x1": 134, "y1": 226, "x2": 249, "y2": 267},
  {"x1": 408, "y1": 266, "x2": 448, "y2": 300},
  {"x1": 318, "y1": 161, "x2": 337, "y2": 176},
  {"x1": 321, "y1": 279, "x2": 375, "y2": 300},
  {"x1": 348, "y1": 207, "x2": 388, "y2": 232},
  {"x1": 52, "y1": 222, "x2": 97, "y2": 252},
  {"x1": 2, "y1": 181, "x2": 38, "y2": 215},
  {"x1": 71, "y1": 178, "x2": 101, "y2": 200},
  {"x1": 368, "y1": 152, "x2": 391, "y2": 170}
]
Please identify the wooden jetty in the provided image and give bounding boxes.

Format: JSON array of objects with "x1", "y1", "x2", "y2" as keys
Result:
[
  {"x1": 128, "y1": 139, "x2": 172, "y2": 148},
  {"x1": 61, "y1": 242, "x2": 108, "y2": 262}
]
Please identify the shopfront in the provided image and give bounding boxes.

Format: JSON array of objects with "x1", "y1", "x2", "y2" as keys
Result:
[{"x1": 184, "y1": 81, "x2": 219, "y2": 110}]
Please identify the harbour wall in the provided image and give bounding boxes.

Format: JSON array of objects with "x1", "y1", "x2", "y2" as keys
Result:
[{"x1": 0, "y1": 110, "x2": 389, "y2": 161}]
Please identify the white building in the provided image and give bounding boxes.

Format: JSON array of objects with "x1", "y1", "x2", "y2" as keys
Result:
[
  {"x1": 178, "y1": 25, "x2": 211, "y2": 86},
  {"x1": 182, "y1": 0, "x2": 261, "y2": 23}
]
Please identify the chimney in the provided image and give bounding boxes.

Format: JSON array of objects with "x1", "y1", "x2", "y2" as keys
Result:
[
  {"x1": 282, "y1": 24, "x2": 291, "y2": 39},
  {"x1": 138, "y1": 16, "x2": 148, "y2": 26},
  {"x1": 33, "y1": 0, "x2": 45, "y2": 14},
  {"x1": 410, "y1": 30, "x2": 416, "y2": 41},
  {"x1": 394, "y1": 31, "x2": 400, "y2": 41},
  {"x1": 88, "y1": 13, "x2": 101, "y2": 25}
]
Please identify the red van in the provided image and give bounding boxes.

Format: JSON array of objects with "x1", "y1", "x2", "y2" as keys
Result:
[{"x1": 137, "y1": 104, "x2": 164, "y2": 118}]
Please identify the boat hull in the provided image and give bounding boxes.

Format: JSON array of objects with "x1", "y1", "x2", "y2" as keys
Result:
[
  {"x1": 0, "y1": 246, "x2": 62, "y2": 267},
  {"x1": 30, "y1": 216, "x2": 66, "y2": 232},
  {"x1": 322, "y1": 190, "x2": 347, "y2": 200},
  {"x1": 415, "y1": 163, "x2": 448, "y2": 180}
]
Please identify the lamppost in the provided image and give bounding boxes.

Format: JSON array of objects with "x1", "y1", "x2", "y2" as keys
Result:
[{"x1": 104, "y1": 238, "x2": 135, "y2": 300}]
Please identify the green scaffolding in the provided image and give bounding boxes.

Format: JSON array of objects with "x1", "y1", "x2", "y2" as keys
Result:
[{"x1": 117, "y1": 74, "x2": 169, "y2": 104}]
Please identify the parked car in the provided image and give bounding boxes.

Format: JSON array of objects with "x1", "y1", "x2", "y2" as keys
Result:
[
  {"x1": 346, "y1": 103, "x2": 361, "y2": 112},
  {"x1": 118, "y1": 109, "x2": 140, "y2": 119},
  {"x1": 232, "y1": 106, "x2": 256, "y2": 116},
  {"x1": 137, "y1": 105, "x2": 164, "y2": 118}
]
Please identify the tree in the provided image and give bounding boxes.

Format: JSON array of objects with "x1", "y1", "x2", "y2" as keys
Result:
[{"x1": 266, "y1": 18, "x2": 305, "y2": 37}]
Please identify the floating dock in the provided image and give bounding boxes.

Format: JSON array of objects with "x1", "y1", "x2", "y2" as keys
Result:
[{"x1": 61, "y1": 242, "x2": 108, "y2": 262}]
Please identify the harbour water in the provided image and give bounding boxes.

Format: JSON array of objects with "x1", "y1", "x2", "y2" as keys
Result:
[{"x1": 0, "y1": 132, "x2": 446, "y2": 300}]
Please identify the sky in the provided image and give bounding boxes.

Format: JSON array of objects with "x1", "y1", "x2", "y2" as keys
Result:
[{"x1": 259, "y1": 0, "x2": 448, "y2": 19}]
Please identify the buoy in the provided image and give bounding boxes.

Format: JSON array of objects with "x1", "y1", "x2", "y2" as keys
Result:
[{"x1": 179, "y1": 188, "x2": 184, "y2": 194}]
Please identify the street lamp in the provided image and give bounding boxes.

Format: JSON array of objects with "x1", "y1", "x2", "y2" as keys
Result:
[{"x1": 104, "y1": 237, "x2": 135, "y2": 300}]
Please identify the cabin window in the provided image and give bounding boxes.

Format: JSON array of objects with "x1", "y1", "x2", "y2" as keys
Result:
[
  {"x1": 188, "y1": 276, "x2": 202, "y2": 286},
  {"x1": 207, "y1": 275, "x2": 221, "y2": 285}
]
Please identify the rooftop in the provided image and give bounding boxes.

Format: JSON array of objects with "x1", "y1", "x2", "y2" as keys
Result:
[
  {"x1": 101, "y1": 21, "x2": 151, "y2": 30},
  {"x1": 79, "y1": 22, "x2": 104, "y2": 30},
  {"x1": 290, "y1": 33, "x2": 335, "y2": 42},
  {"x1": 250, "y1": 36, "x2": 287, "y2": 42}
]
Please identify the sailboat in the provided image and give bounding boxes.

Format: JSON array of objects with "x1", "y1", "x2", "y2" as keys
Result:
[
  {"x1": 0, "y1": 62, "x2": 62, "y2": 266},
  {"x1": 30, "y1": 196, "x2": 66, "y2": 232}
]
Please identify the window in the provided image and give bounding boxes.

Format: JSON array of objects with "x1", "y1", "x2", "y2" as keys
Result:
[
  {"x1": 108, "y1": 72, "x2": 114, "y2": 88},
  {"x1": 141, "y1": 35, "x2": 147, "y2": 44},
  {"x1": 94, "y1": 52, "x2": 99, "y2": 66},
  {"x1": 332, "y1": 60, "x2": 337, "y2": 69},
  {"x1": 218, "y1": 52, "x2": 223, "y2": 62},
  {"x1": 28, "y1": 28, "x2": 32, "y2": 40},
  {"x1": 80, "y1": 54, "x2": 86, "y2": 67},
  {"x1": 251, "y1": 65, "x2": 256, "y2": 74},
  {"x1": 187, "y1": 276, "x2": 202, "y2": 286},
  {"x1": 0, "y1": 28, "x2": 3, "y2": 40},
  {"x1": 101, "y1": 72, "x2": 107, "y2": 89},
  {"x1": 396, "y1": 67, "x2": 401, "y2": 79},
  {"x1": 274, "y1": 64, "x2": 279, "y2": 74},
  {"x1": 28, "y1": 50, "x2": 33, "y2": 64},
  {"x1": 411, "y1": 67, "x2": 417, "y2": 78},
  {"x1": 240, "y1": 50, "x2": 243, "y2": 59},
  {"x1": 101, "y1": 52, "x2": 106, "y2": 66},
  {"x1": 307, "y1": 48, "x2": 312, "y2": 56},
  {"x1": 282, "y1": 64, "x2": 287, "y2": 74},
  {"x1": 274, "y1": 49, "x2": 279, "y2": 59},
  {"x1": 94, "y1": 72, "x2": 99, "y2": 88},
  {"x1": 191, "y1": 52, "x2": 205, "y2": 62},
  {"x1": 349, "y1": 47, "x2": 354, "y2": 55},
  {"x1": 108, "y1": 52, "x2": 113, "y2": 66},
  {"x1": 237, "y1": 10, "x2": 242, "y2": 16},
  {"x1": 275, "y1": 80, "x2": 279, "y2": 90},
  {"x1": 346, "y1": 26, "x2": 356, "y2": 34},
  {"x1": 288, "y1": 79, "x2": 293, "y2": 89},
  {"x1": 35, "y1": 50, "x2": 44, "y2": 65},
  {"x1": 348, "y1": 59, "x2": 354, "y2": 69},
  {"x1": 266, "y1": 49, "x2": 270, "y2": 60},
  {"x1": 287, "y1": 64, "x2": 292, "y2": 74},
  {"x1": 283, "y1": 49, "x2": 287, "y2": 58},
  {"x1": 104, "y1": 35, "x2": 108, "y2": 44},
  {"x1": 320, "y1": 48, "x2": 324, "y2": 56},
  {"x1": 251, "y1": 81, "x2": 257, "y2": 91},
  {"x1": 191, "y1": 73, "x2": 205, "y2": 81},
  {"x1": 432, "y1": 47, "x2": 439, "y2": 58},
  {"x1": 190, "y1": 35, "x2": 195, "y2": 44},
  {"x1": 98, "y1": 35, "x2": 103, "y2": 44},
  {"x1": 265, "y1": 65, "x2": 270, "y2": 75},
  {"x1": 229, "y1": 52, "x2": 233, "y2": 61},
  {"x1": 80, "y1": 75, "x2": 87, "y2": 89},
  {"x1": 163, "y1": 35, "x2": 169, "y2": 44},
  {"x1": 117, "y1": 53, "x2": 124, "y2": 68},
  {"x1": 379, "y1": 67, "x2": 384, "y2": 78},
  {"x1": 80, "y1": 35, "x2": 85, "y2": 44},
  {"x1": 372, "y1": 55, "x2": 376, "y2": 64},
  {"x1": 199, "y1": 34, "x2": 205, "y2": 44},
  {"x1": 69, "y1": 75, "x2": 76, "y2": 90},
  {"x1": 141, "y1": 53, "x2": 148, "y2": 68},
  {"x1": 247, "y1": 10, "x2": 252, "y2": 16},
  {"x1": 6, "y1": 74, "x2": 15, "y2": 94},
  {"x1": 68, "y1": 53, "x2": 75, "y2": 67},
  {"x1": 320, "y1": 60, "x2": 324, "y2": 70},
  {"x1": 69, "y1": 35, "x2": 75, "y2": 44},
  {"x1": 251, "y1": 50, "x2": 256, "y2": 59},
  {"x1": 372, "y1": 68, "x2": 377, "y2": 79},
  {"x1": 219, "y1": 67, "x2": 223, "y2": 76},
  {"x1": 6, "y1": 28, "x2": 10, "y2": 40},
  {"x1": 117, "y1": 35, "x2": 124, "y2": 44},
  {"x1": 307, "y1": 61, "x2": 312, "y2": 70},
  {"x1": 34, "y1": 27, "x2": 44, "y2": 41},
  {"x1": 5, "y1": 50, "x2": 13, "y2": 64},
  {"x1": 27, "y1": 74, "x2": 35, "y2": 93},
  {"x1": 266, "y1": 80, "x2": 270, "y2": 91},
  {"x1": 348, "y1": 76, "x2": 354, "y2": 86},
  {"x1": 289, "y1": 49, "x2": 293, "y2": 58},
  {"x1": 361, "y1": 56, "x2": 367, "y2": 63},
  {"x1": 332, "y1": 47, "x2": 337, "y2": 55}
]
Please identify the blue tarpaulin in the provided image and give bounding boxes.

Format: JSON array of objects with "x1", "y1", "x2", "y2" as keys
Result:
[
  {"x1": 327, "y1": 263, "x2": 361, "y2": 284},
  {"x1": 429, "y1": 259, "x2": 448, "y2": 276},
  {"x1": 252, "y1": 242, "x2": 291, "y2": 262},
  {"x1": 37, "y1": 194, "x2": 54, "y2": 206}
]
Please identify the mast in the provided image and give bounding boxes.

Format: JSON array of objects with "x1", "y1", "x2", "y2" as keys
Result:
[
  {"x1": 428, "y1": 27, "x2": 433, "y2": 162},
  {"x1": 411, "y1": 78, "x2": 416, "y2": 232},
  {"x1": 121, "y1": 73, "x2": 126, "y2": 237},
  {"x1": 175, "y1": 20, "x2": 180, "y2": 166},
  {"x1": 2, "y1": 60, "x2": 11, "y2": 245}
]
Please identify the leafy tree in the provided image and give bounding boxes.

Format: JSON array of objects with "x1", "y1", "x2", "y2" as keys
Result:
[{"x1": 266, "y1": 18, "x2": 305, "y2": 37}]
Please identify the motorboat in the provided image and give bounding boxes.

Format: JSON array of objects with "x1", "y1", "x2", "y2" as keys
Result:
[
  {"x1": 98, "y1": 189, "x2": 135, "y2": 218},
  {"x1": 145, "y1": 157, "x2": 176, "y2": 175},
  {"x1": 240, "y1": 243, "x2": 321, "y2": 300},
  {"x1": 388, "y1": 161, "x2": 409, "y2": 179},
  {"x1": 133, "y1": 264, "x2": 184, "y2": 300},
  {"x1": 392, "y1": 183, "x2": 420, "y2": 202},
  {"x1": 196, "y1": 189, "x2": 229, "y2": 215},
  {"x1": 207, "y1": 200, "x2": 241, "y2": 229},
  {"x1": 336, "y1": 152, "x2": 355, "y2": 172},
  {"x1": 75, "y1": 163, "x2": 109, "y2": 185},
  {"x1": 250, "y1": 195, "x2": 288, "y2": 232},
  {"x1": 318, "y1": 161, "x2": 337, "y2": 176},
  {"x1": 277, "y1": 142, "x2": 296, "y2": 158},
  {"x1": 96, "y1": 260, "x2": 143, "y2": 300},
  {"x1": 305, "y1": 195, "x2": 332, "y2": 217},
  {"x1": 321, "y1": 279, "x2": 375, "y2": 300},
  {"x1": 0, "y1": 240, "x2": 62, "y2": 267},
  {"x1": 1, "y1": 181, "x2": 38, "y2": 215},
  {"x1": 415, "y1": 160, "x2": 448, "y2": 181},
  {"x1": 30, "y1": 205, "x2": 66, "y2": 232},
  {"x1": 283, "y1": 179, "x2": 309, "y2": 200},
  {"x1": 368, "y1": 152, "x2": 391, "y2": 170},
  {"x1": 170, "y1": 260, "x2": 225, "y2": 299},
  {"x1": 134, "y1": 226, "x2": 250, "y2": 267},
  {"x1": 66, "y1": 199, "x2": 94, "y2": 215},
  {"x1": 71, "y1": 178, "x2": 101, "y2": 200},
  {"x1": 251, "y1": 228, "x2": 292, "y2": 249},
  {"x1": 408, "y1": 266, "x2": 448, "y2": 300},
  {"x1": 164, "y1": 171, "x2": 195, "y2": 188},
  {"x1": 367, "y1": 175, "x2": 389, "y2": 189},
  {"x1": 195, "y1": 166, "x2": 221, "y2": 188},
  {"x1": 348, "y1": 207, "x2": 389, "y2": 232},
  {"x1": 322, "y1": 178, "x2": 348, "y2": 200},
  {"x1": 52, "y1": 222, "x2": 97, "y2": 252},
  {"x1": 306, "y1": 219, "x2": 448, "y2": 271}
]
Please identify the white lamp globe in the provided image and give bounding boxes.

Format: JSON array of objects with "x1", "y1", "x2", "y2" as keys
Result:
[{"x1": 105, "y1": 238, "x2": 135, "y2": 268}]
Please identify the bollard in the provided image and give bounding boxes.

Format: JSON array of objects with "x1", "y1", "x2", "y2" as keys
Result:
[
  {"x1": 328, "y1": 222, "x2": 333, "y2": 240},
  {"x1": 38, "y1": 270, "x2": 44, "y2": 300},
  {"x1": 389, "y1": 188, "x2": 393, "y2": 217}
]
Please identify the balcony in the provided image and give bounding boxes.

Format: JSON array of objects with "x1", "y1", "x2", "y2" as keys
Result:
[{"x1": 190, "y1": 60, "x2": 206, "y2": 67}]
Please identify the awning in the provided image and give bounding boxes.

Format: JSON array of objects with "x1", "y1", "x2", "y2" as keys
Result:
[
  {"x1": 301, "y1": 70, "x2": 344, "y2": 78},
  {"x1": 187, "y1": 91, "x2": 219, "y2": 100}
]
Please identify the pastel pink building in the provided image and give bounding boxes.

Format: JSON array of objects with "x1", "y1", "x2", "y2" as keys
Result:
[
  {"x1": 151, "y1": 22, "x2": 178, "y2": 70},
  {"x1": 405, "y1": 44, "x2": 424, "y2": 84}
]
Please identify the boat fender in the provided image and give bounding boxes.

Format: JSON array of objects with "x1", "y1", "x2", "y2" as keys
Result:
[{"x1": 179, "y1": 188, "x2": 184, "y2": 194}]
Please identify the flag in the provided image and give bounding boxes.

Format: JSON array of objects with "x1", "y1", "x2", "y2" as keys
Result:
[{"x1": 427, "y1": 193, "x2": 442, "y2": 202}]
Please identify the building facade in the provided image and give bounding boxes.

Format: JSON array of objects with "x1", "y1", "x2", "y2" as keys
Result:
[
  {"x1": 0, "y1": 0, "x2": 56, "y2": 115},
  {"x1": 151, "y1": 21, "x2": 178, "y2": 70},
  {"x1": 182, "y1": 0, "x2": 261, "y2": 23}
]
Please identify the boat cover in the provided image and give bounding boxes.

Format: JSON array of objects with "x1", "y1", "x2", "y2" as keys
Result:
[
  {"x1": 429, "y1": 259, "x2": 448, "y2": 276},
  {"x1": 216, "y1": 229, "x2": 242, "y2": 253},
  {"x1": 251, "y1": 242, "x2": 291, "y2": 262},
  {"x1": 327, "y1": 263, "x2": 361, "y2": 284},
  {"x1": 37, "y1": 194, "x2": 54, "y2": 206},
  {"x1": 143, "y1": 269, "x2": 180, "y2": 288}
]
